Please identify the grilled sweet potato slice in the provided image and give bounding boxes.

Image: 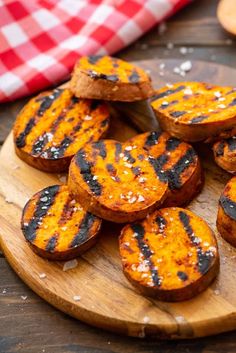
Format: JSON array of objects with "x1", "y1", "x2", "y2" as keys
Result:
[
  {"x1": 213, "y1": 137, "x2": 236, "y2": 174},
  {"x1": 70, "y1": 55, "x2": 154, "y2": 101},
  {"x1": 13, "y1": 88, "x2": 110, "y2": 172},
  {"x1": 151, "y1": 82, "x2": 236, "y2": 142},
  {"x1": 217, "y1": 176, "x2": 236, "y2": 247},
  {"x1": 68, "y1": 139, "x2": 168, "y2": 223},
  {"x1": 127, "y1": 131, "x2": 203, "y2": 206},
  {"x1": 120, "y1": 207, "x2": 219, "y2": 301},
  {"x1": 21, "y1": 185, "x2": 101, "y2": 260}
]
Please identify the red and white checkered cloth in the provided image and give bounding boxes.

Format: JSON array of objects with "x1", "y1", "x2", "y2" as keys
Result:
[{"x1": 0, "y1": 0, "x2": 192, "y2": 102}]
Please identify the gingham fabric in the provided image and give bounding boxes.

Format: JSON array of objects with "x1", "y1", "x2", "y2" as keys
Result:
[{"x1": 0, "y1": 0, "x2": 192, "y2": 102}]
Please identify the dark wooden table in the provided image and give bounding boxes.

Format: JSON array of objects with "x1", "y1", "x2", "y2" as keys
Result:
[{"x1": 1, "y1": 1, "x2": 236, "y2": 352}]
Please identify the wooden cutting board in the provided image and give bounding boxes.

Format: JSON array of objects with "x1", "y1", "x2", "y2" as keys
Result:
[{"x1": 1, "y1": 59, "x2": 236, "y2": 339}]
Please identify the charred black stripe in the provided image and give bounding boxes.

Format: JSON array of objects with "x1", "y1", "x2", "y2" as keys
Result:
[
  {"x1": 156, "y1": 215, "x2": 167, "y2": 230},
  {"x1": 37, "y1": 89, "x2": 63, "y2": 116},
  {"x1": 101, "y1": 118, "x2": 109, "y2": 127},
  {"x1": 131, "y1": 166, "x2": 141, "y2": 176},
  {"x1": 88, "y1": 55, "x2": 102, "y2": 65},
  {"x1": 177, "y1": 271, "x2": 188, "y2": 281},
  {"x1": 149, "y1": 156, "x2": 168, "y2": 183},
  {"x1": 178, "y1": 211, "x2": 212, "y2": 275},
  {"x1": 229, "y1": 98, "x2": 236, "y2": 107},
  {"x1": 124, "y1": 150, "x2": 136, "y2": 164},
  {"x1": 76, "y1": 150, "x2": 102, "y2": 196},
  {"x1": 58, "y1": 196, "x2": 76, "y2": 225},
  {"x1": 145, "y1": 131, "x2": 161, "y2": 147},
  {"x1": 32, "y1": 133, "x2": 49, "y2": 155},
  {"x1": 190, "y1": 115, "x2": 208, "y2": 124},
  {"x1": 22, "y1": 185, "x2": 60, "y2": 242},
  {"x1": 89, "y1": 71, "x2": 119, "y2": 82},
  {"x1": 227, "y1": 137, "x2": 236, "y2": 152},
  {"x1": 131, "y1": 224, "x2": 161, "y2": 287},
  {"x1": 219, "y1": 195, "x2": 236, "y2": 221},
  {"x1": 15, "y1": 117, "x2": 35, "y2": 148},
  {"x1": 115, "y1": 142, "x2": 122, "y2": 162},
  {"x1": 215, "y1": 141, "x2": 225, "y2": 157},
  {"x1": 70, "y1": 213, "x2": 96, "y2": 248},
  {"x1": 170, "y1": 111, "x2": 186, "y2": 118},
  {"x1": 46, "y1": 235, "x2": 58, "y2": 252},
  {"x1": 90, "y1": 100, "x2": 101, "y2": 111},
  {"x1": 106, "y1": 163, "x2": 115, "y2": 173},
  {"x1": 166, "y1": 148, "x2": 196, "y2": 190},
  {"x1": 94, "y1": 141, "x2": 107, "y2": 159},
  {"x1": 166, "y1": 137, "x2": 181, "y2": 151},
  {"x1": 44, "y1": 136, "x2": 72, "y2": 159},
  {"x1": 129, "y1": 70, "x2": 140, "y2": 83},
  {"x1": 152, "y1": 85, "x2": 186, "y2": 100}
]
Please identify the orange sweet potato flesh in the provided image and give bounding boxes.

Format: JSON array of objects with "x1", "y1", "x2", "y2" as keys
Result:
[
  {"x1": 151, "y1": 82, "x2": 236, "y2": 142},
  {"x1": 68, "y1": 139, "x2": 168, "y2": 223},
  {"x1": 127, "y1": 131, "x2": 203, "y2": 206},
  {"x1": 21, "y1": 185, "x2": 101, "y2": 260},
  {"x1": 13, "y1": 88, "x2": 110, "y2": 172},
  {"x1": 120, "y1": 207, "x2": 219, "y2": 301},
  {"x1": 70, "y1": 55, "x2": 154, "y2": 101},
  {"x1": 213, "y1": 137, "x2": 236, "y2": 174},
  {"x1": 217, "y1": 176, "x2": 236, "y2": 247}
]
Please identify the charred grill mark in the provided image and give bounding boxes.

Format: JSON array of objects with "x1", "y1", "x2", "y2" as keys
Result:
[
  {"x1": 160, "y1": 100, "x2": 179, "y2": 109},
  {"x1": 138, "y1": 154, "x2": 144, "y2": 161},
  {"x1": 156, "y1": 215, "x2": 167, "y2": 230},
  {"x1": 58, "y1": 197, "x2": 75, "y2": 225},
  {"x1": 145, "y1": 131, "x2": 161, "y2": 147},
  {"x1": 115, "y1": 142, "x2": 122, "y2": 162},
  {"x1": 22, "y1": 185, "x2": 60, "y2": 242},
  {"x1": 70, "y1": 213, "x2": 96, "y2": 248},
  {"x1": 152, "y1": 85, "x2": 186, "y2": 100},
  {"x1": 124, "y1": 150, "x2": 136, "y2": 164},
  {"x1": 131, "y1": 166, "x2": 141, "y2": 176},
  {"x1": 178, "y1": 211, "x2": 212, "y2": 275},
  {"x1": 46, "y1": 235, "x2": 58, "y2": 252},
  {"x1": 215, "y1": 141, "x2": 225, "y2": 157},
  {"x1": 88, "y1": 55, "x2": 102, "y2": 65},
  {"x1": 149, "y1": 156, "x2": 168, "y2": 183},
  {"x1": 89, "y1": 71, "x2": 119, "y2": 82},
  {"x1": 45, "y1": 137, "x2": 73, "y2": 159},
  {"x1": 226, "y1": 89, "x2": 236, "y2": 95},
  {"x1": 129, "y1": 70, "x2": 140, "y2": 83},
  {"x1": 131, "y1": 224, "x2": 161, "y2": 287},
  {"x1": 227, "y1": 137, "x2": 236, "y2": 152},
  {"x1": 220, "y1": 195, "x2": 236, "y2": 221},
  {"x1": 90, "y1": 100, "x2": 101, "y2": 111},
  {"x1": 76, "y1": 150, "x2": 102, "y2": 196},
  {"x1": 177, "y1": 271, "x2": 188, "y2": 281},
  {"x1": 190, "y1": 115, "x2": 208, "y2": 124},
  {"x1": 32, "y1": 133, "x2": 49, "y2": 155},
  {"x1": 170, "y1": 111, "x2": 186, "y2": 118},
  {"x1": 94, "y1": 141, "x2": 107, "y2": 159},
  {"x1": 15, "y1": 117, "x2": 35, "y2": 148},
  {"x1": 37, "y1": 89, "x2": 62, "y2": 116},
  {"x1": 166, "y1": 137, "x2": 181, "y2": 151},
  {"x1": 106, "y1": 163, "x2": 120, "y2": 182},
  {"x1": 166, "y1": 148, "x2": 196, "y2": 190},
  {"x1": 229, "y1": 98, "x2": 236, "y2": 107}
]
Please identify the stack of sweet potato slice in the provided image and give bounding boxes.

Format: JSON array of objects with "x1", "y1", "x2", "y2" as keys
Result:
[{"x1": 15, "y1": 56, "x2": 236, "y2": 302}]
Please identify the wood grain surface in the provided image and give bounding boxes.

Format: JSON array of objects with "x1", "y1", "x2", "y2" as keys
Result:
[
  {"x1": 1, "y1": 58, "x2": 236, "y2": 341},
  {"x1": 2, "y1": 1, "x2": 236, "y2": 352}
]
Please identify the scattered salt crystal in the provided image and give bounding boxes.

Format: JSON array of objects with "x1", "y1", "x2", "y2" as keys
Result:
[
  {"x1": 39, "y1": 273, "x2": 47, "y2": 279},
  {"x1": 109, "y1": 195, "x2": 113, "y2": 199},
  {"x1": 21, "y1": 295, "x2": 27, "y2": 301},
  {"x1": 180, "y1": 60, "x2": 192, "y2": 72},
  {"x1": 123, "y1": 170, "x2": 128, "y2": 175},
  {"x1": 58, "y1": 175, "x2": 67, "y2": 183},
  {"x1": 218, "y1": 104, "x2": 226, "y2": 109},
  {"x1": 137, "y1": 195, "x2": 145, "y2": 202},
  {"x1": 128, "y1": 196, "x2": 137, "y2": 204},
  {"x1": 119, "y1": 153, "x2": 124, "y2": 158},
  {"x1": 159, "y1": 71, "x2": 164, "y2": 77},
  {"x1": 124, "y1": 162, "x2": 132, "y2": 168},
  {"x1": 159, "y1": 63, "x2": 165, "y2": 70},
  {"x1": 73, "y1": 295, "x2": 81, "y2": 301},
  {"x1": 40, "y1": 196, "x2": 48, "y2": 202},
  {"x1": 125, "y1": 146, "x2": 133, "y2": 151},
  {"x1": 63, "y1": 259, "x2": 78, "y2": 271},
  {"x1": 2, "y1": 289, "x2": 6, "y2": 294},
  {"x1": 61, "y1": 226, "x2": 67, "y2": 231},
  {"x1": 167, "y1": 42, "x2": 174, "y2": 50},
  {"x1": 112, "y1": 86, "x2": 118, "y2": 92},
  {"x1": 214, "y1": 91, "x2": 221, "y2": 98},
  {"x1": 84, "y1": 115, "x2": 92, "y2": 120},
  {"x1": 12, "y1": 164, "x2": 20, "y2": 170},
  {"x1": 183, "y1": 88, "x2": 193, "y2": 95},
  {"x1": 93, "y1": 175, "x2": 98, "y2": 180},
  {"x1": 173, "y1": 67, "x2": 181, "y2": 75},
  {"x1": 166, "y1": 83, "x2": 173, "y2": 88},
  {"x1": 143, "y1": 316, "x2": 150, "y2": 324},
  {"x1": 175, "y1": 315, "x2": 185, "y2": 324},
  {"x1": 179, "y1": 47, "x2": 188, "y2": 55},
  {"x1": 139, "y1": 177, "x2": 146, "y2": 183},
  {"x1": 162, "y1": 101, "x2": 169, "y2": 106},
  {"x1": 214, "y1": 289, "x2": 220, "y2": 296}
]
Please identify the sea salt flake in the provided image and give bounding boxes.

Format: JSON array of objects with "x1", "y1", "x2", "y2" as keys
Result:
[
  {"x1": 63, "y1": 259, "x2": 78, "y2": 271},
  {"x1": 159, "y1": 63, "x2": 165, "y2": 70},
  {"x1": 214, "y1": 289, "x2": 220, "y2": 296},
  {"x1": 167, "y1": 42, "x2": 174, "y2": 50},
  {"x1": 125, "y1": 146, "x2": 133, "y2": 151},
  {"x1": 128, "y1": 196, "x2": 137, "y2": 204},
  {"x1": 214, "y1": 91, "x2": 221, "y2": 98},
  {"x1": 84, "y1": 115, "x2": 92, "y2": 120},
  {"x1": 180, "y1": 60, "x2": 192, "y2": 72},
  {"x1": 21, "y1": 295, "x2": 27, "y2": 301},
  {"x1": 179, "y1": 47, "x2": 188, "y2": 55},
  {"x1": 58, "y1": 174, "x2": 67, "y2": 183},
  {"x1": 183, "y1": 88, "x2": 193, "y2": 95},
  {"x1": 218, "y1": 104, "x2": 226, "y2": 109},
  {"x1": 137, "y1": 195, "x2": 145, "y2": 202},
  {"x1": 143, "y1": 316, "x2": 150, "y2": 324},
  {"x1": 39, "y1": 273, "x2": 47, "y2": 279},
  {"x1": 162, "y1": 101, "x2": 169, "y2": 106},
  {"x1": 73, "y1": 295, "x2": 81, "y2": 301},
  {"x1": 175, "y1": 315, "x2": 185, "y2": 324}
]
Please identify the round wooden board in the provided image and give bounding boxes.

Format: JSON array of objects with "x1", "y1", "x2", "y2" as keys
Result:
[{"x1": 1, "y1": 59, "x2": 236, "y2": 339}]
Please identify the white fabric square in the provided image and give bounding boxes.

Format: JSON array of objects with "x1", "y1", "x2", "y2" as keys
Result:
[
  {"x1": 59, "y1": 35, "x2": 87, "y2": 49},
  {"x1": 57, "y1": 0, "x2": 86, "y2": 15},
  {"x1": 2, "y1": 23, "x2": 28, "y2": 47},
  {"x1": 28, "y1": 54, "x2": 57, "y2": 70},
  {"x1": 0, "y1": 72, "x2": 24, "y2": 95},
  {"x1": 32, "y1": 9, "x2": 60, "y2": 30},
  {"x1": 89, "y1": 5, "x2": 113, "y2": 24},
  {"x1": 145, "y1": 0, "x2": 172, "y2": 20},
  {"x1": 117, "y1": 20, "x2": 142, "y2": 45}
]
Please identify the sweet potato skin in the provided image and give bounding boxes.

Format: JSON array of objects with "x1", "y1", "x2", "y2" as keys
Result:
[
  {"x1": 68, "y1": 139, "x2": 168, "y2": 223},
  {"x1": 70, "y1": 55, "x2": 154, "y2": 101},
  {"x1": 151, "y1": 82, "x2": 236, "y2": 142},
  {"x1": 217, "y1": 176, "x2": 236, "y2": 247},
  {"x1": 213, "y1": 137, "x2": 236, "y2": 174},
  {"x1": 120, "y1": 207, "x2": 219, "y2": 301},
  {"x1": 13, "y1": 88, "x2": 110, "y2": 172},
  {"x1": 21, "y1": 185, "x2": 102, "y2": 260},
  {"x1": 127, "y1": 131, "x2": 204, "y2": 207}
]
